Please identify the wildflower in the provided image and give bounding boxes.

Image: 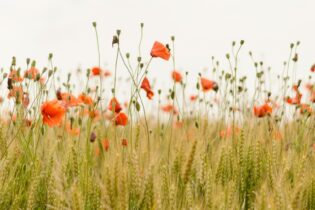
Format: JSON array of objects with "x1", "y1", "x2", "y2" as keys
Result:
[
  {"x1": 172, "y1": 70, "x2": 182, "y2": 83},
  {"x1": 200, "y1": 77, "x2": 218, "y2": 92},
  {"x1": 122, "y1": 138, "x2": 128, "y2": 147},
  {"x1": 190, "y1": 95, "x2": 198, "y2": 102},
  {"x1": 60, "y1": 93, "x2": 80, "y2": 107},
  {"x1": 150, "y1": 41, "x2": 171, "y2": 61},
  {"x1": 108, "y1": 97, "x2": 122, "y2": 113},
  {"x1": 104, "y1": 70, "x2": 111, "y2": 77},
  {"x1": 8, "y1": 86, "x2": 23, "y2": 102},
  {"x1": 41, "y1": 99, "x2": 66, "y2": 127},
  {"x1": 88, "y1": 109, "x2": 101, "y2": 121},
  {"x1": 9, "y1": 70, "x2": 23, "y2": 82},
  {"x1": 102, "y1": 139, "x2": 110, "y2": 151},
  {"x1": 24, "y1": 67, "x2": 39, "y2": 80},
  {"x1": 299, "y1": 104, "x2": 312, "y2": 115},
  {"x1": 78, "y1": 93, "x2": 93, "y2": 105},
  {"x1": 66, "y1": 122, "x2": 80, "y2": 136},
  {"x1": 286, "y1": 85, "x2": 302, "y2": 105},
  {"x1": 311, "y1": 64, "x2": 315, "y2": 72},
  {"x1": 91, "y1": 67, "x2": 102, "y2": 76},
  {"x1": 161, "y1": 104, "x2": 178, "y2": 115},
  {"x1": 253, "y1": 103, "x2": 273, "y2": 118},
  {"x1": 115, "y1": 112, "x2": 128, "y2": 126},
  {"x1": 141, "y1": 77, "x2": 154, "y2": 100}
]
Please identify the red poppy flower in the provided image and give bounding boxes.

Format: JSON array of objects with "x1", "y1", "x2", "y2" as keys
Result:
[
  {"x1": 161, "y1": 104, "x2": 178, "y2": 115},
  {"x1": 299, "y1": 104, "x2": 312, "y2": 115},
  {"x1": 253, "y1": 103, "x2": 273, "y2": 118},
  {"x1": 150, "y1": 41, "x2": 171, "y2": 61},
  {"x1": 311, "y1": 64, "x2": 315, "y2": 73},
  {"x1": 108, "y1": 97, "x2": 122, "y2": 113},
  {"x1": 60, "y1": 93, "x2": 80, "y2": 107},
  {"x1": 141, "y1": 77, "x2": 154, "y2": 100},
  {"x1": 115, "y1": 112, "x2": 128, "y2": 126},
  {"x1": 41, "y1": 99, "x2": 66, "y2": 127},
  {"x1": 91, "y1": 67, "x2": 102, "y2": 76},
  {"x1": 104, "y1": 70, "x2": 111, "y2": 77},
  {"x1": 78, "y1": 93, "x2": 93, "y2": 105},
  {"x1": 200, "y1": 77, "x2": 218, "y2": 92},
  {"x1": 172, "y1": 70, "x2": 182, "y2": 83},
  {"x1": 190, "y1": 95, "x2": 198, "y2": 102}
]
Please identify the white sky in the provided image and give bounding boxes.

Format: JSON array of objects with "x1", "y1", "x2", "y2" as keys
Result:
[{"x1": 0, "y1": 0, "x2": 314, "y2": 98}]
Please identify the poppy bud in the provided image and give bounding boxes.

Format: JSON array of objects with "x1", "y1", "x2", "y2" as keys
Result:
[
  {"x1": 240, "y1": 40, "x2": 245, "y2": 45},
  {"x1": 126, "y1": 53, "x2": 130, "y2": 59},
  {"x1": 7, "y1": 78, "x2": 13, "y2": 90},
  {"x1": 56, "y1": 89, "x2": 62, "y2": 100},
  {"x1": 92, "y1": 22, "x2": 97, "y2": 27},
  {"x1": 116, "y1": 29, "x2": 121, "y2": 36},
  {"x1": 290, "y1": 43, "x2": 294, "y2": 49},
  {"x1": 112, "y1": 35, "x2": 119, "y2": 46},
  {"x1": 48, "y1": 53, "x2": 53, "y2": 60},
  {"x1": 26, "y1": 58, "x2": 30, "y2": 65},
  {"x1": 140, "y1": 23, "x2": 144, "y2": 28},
  {"x1": 11, "y1": 57, "x2": 16, "y2": 66},
  {"x1": 90, "y1": 132, "x2": 96, "y2": 143}
]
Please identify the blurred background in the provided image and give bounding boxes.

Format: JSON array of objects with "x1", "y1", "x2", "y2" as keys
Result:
[{"x1": 0, "y1": 0, "x2": 314, "y2": 97}]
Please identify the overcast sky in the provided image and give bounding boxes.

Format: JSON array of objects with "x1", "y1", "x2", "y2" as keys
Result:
[{"x1": 0, "y1": 0, "x2": 314, "y2": 97}]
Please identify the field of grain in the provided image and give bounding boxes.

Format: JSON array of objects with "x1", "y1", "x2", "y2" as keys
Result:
[{"x1": 0, "y1": 23, "x2": 314, "y2": 210}]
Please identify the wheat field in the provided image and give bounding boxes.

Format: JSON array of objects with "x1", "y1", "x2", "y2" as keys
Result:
[{"x1": 0, "y1": 23, "x2": 314, "y2": 210}]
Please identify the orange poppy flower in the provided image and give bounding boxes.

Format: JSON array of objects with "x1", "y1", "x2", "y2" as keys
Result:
[
  {"x1": 9, "y1": 70, "x2": 23, "y2": 82},
  {"x1": 253, "y1": 103, "x2": 273, "y2": 118},
  {"x1": 141, "y1": 77, "x2": 154, "y2": 100},
  {"x1": 287, "y1": 85, "x2": 302, "y2": 105},
  {"x1": 24, "y1": 67, "x2": 39, "y2": 80},
  {"x1": 311, "y1": 64, "x2": 315, "y2": 73},
  {"x1": 91, "y1": 67, "x2": 102, "y2": 76},
  {"x1": 60, "y1": 93, "x2": 80, "y2": 107},
  {"x1": 8, "y1": 86, "x2": 23, "y2": 101},
  {"x1": 114, "y1": 112, "x2": 128, "y2": 126},
  {"x1": 190, "y1": 95, "x2": 198, "y2": 102},
  {"x1": 161, "y1": 104, "x2": 178, "y2": 115},
  {"x1": 66, "y1": 122, "x2": 80, "y2": 136},
  {"x1": 306, "y1": 84, "x2": 315, "y2": 103},
  {"x1": 150, "y1": 41, "x2": 171, "y2": 61},
  {"x1": 299, "y1": 104, "x2": 312, "y2": 115},
  {"x1": 102, "y1": 139, "x2": 110, "y2": 151},
  {"x1": 41, "y1": 99, "x2": 66, "y2": 127},
  {"x1": 78, "y1": 93, "x2": 93, "y2": 105},
  {"x1": 108, "y1": 97, "x2": 122, "y2": 113},
  {"x1": 104, "y1": 70, "x2": 111, "y2": 77},
  {"x1": 200, "y1": 77, "x2": 218, "y2": 92},
  {"x1": 89, "y1": 109, "x2": 101, "y2": 121},
  {"x1": 172, "y1": 70, "x2": 182, "y2": 83}
]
